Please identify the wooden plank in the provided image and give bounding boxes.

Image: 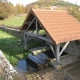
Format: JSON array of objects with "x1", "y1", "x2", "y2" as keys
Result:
[
  {"x1": 59, "y1": 42, "x2": 69, "y2": 56},
  {"x1": 36, "y1": 53, "x2": 48, "y2": 62},
  {"x1": 29, "y1": 46, "x2": 50, "y2": 55},
  {"x1": 28, "y1": 54, "x2": 45, "y2": 64},
  {"x1": 27, "y1": 57, "x2": 38, "y2": 68},
  {"x1": 25, "y1": 32, "x2": 52, "y2": 43},
  {"x1": 27, "y1": 54, "x2": 41, "y2": 64},
  {"x1": 27, "y1": 54, "x2": 48, "y2": 69}
]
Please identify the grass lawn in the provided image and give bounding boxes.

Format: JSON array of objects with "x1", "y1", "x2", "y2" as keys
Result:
[
  {"x1": 0, "y1": 30, "x2": 44, "y2": 66},
  {"x1": 0, "y1": 15, "x2": 26, "y2": 28}
]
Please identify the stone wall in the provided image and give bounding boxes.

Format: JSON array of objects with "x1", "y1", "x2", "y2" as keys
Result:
[
  {"x1": 0, "y1": 50, "x2": 22, "y2": 80},
  {"x1": 0, "y1": 26, "x2": 24, "y2": 39},
  {"x1": 61, "y1": 41, "x2": 80, "y2": 58}
]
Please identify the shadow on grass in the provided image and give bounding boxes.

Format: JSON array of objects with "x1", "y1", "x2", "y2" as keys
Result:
[
  {"x1": 0, "y1": 37, "x2": 44, "y2": 65},
  {"x1": 0, "y1": 38, "x2": 30, "y2": 65}
]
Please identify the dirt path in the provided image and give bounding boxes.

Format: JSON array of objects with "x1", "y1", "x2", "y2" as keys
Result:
[
  {"x1": 25, "y1": 67, "x2": 64, "y2": 80},
  {"x1": 25, "y1": 61, "x2": 80, "y2": 80}
]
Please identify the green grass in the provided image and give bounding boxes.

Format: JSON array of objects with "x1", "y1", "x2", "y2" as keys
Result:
[
  {"x1": 0, "y1": 30, "x2": 27, "y2": 65},
  {"x1": 0, "y1": 15, "x2": 26, "y2": 28},
  {"x1": 34, "y1": 30, "x2": 46, "y2": 35},
  {"x1": 39, "y1": 30, "x2": 46, "y2": 34},
  {"x1": 0, "y1": 30, "x2": 44, "y2": 66},
  {"x1": 0, "y1": 78, "x2": 3, "y2": 80}
]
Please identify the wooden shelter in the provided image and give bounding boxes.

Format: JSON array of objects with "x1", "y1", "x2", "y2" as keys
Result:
[{"x1": 21, "y1": 9, "x2": 80, "y2": 66}]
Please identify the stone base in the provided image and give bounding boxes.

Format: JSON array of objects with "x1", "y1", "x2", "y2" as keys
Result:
[
  {"x1": 54, "y1": 64, "x2": 62, "y2": 70},
  {"x1": 24, "y1": 45, "x2": 28, "y2": 50}
]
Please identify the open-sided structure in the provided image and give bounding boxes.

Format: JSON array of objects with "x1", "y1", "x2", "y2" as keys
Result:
[{"x1": 21, "y1": 9, "x2": 80, "y2": 66}]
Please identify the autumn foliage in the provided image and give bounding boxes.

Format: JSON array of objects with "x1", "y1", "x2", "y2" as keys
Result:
[
  {"x1": 0, "y1": 1, "x2": 9, "y2": 19},
  {"x1": 0, "y1": 0, "x2": 25, "y2": 20}
]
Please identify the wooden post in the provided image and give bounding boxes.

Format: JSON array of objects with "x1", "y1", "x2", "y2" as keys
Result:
[
  {"x1": 24, "y1": 30, "x2": 35, "y2": 50},
  {"x1": 47, "y1": 42, "x2": 56, "y2": 57},
  {"x1": 49, "y1": 45, "x2": 56, "y2": 57},
  {"x1": 59, "y1": 42, "x2": 69, "y2": 56},
  {"x1": 24, "y1": 32, "x2": 28, "y2": 50},
  {"x1": 55, "y1": 44, "x2": 60, "y2": 65},
  {"x1": 36, "y1": 19, "x2": 39, "y2": 35}
]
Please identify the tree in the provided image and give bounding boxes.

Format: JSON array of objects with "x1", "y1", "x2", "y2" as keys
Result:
[
  {"x1": 0, "y1": 1, "x2": 9, "y2": 19},
  {"x1": 0, "y1": 1, "x2": 15, "y2": 19},
  {"x1": 15, "y1": 4, "x2": 25, "y2": 14},
  {"x1": 8, "y1": 2, "x2": 15, "y2": 14},
  {"x1": 21, "y1": 4, "x2": 25, "y2": 13},
  {"x1": 25, "y1": 4, "x2": 33, "y2": 13},
  {"x1": 67, "y1": 5, "x2": 80, "y2": 21}
]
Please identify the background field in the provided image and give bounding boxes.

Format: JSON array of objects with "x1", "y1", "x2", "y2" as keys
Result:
[{"x1": 0, "y1": 15, "x2": 26, "y2": 28}]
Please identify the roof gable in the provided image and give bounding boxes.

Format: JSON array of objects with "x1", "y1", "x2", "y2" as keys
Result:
[{"x1": 21, "y1": 9, "x2": 80, "y2": 44}]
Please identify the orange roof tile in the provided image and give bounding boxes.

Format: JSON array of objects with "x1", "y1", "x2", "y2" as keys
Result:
[{"x1": 21, "y1": 9, "x2": 80, "y2": 44}]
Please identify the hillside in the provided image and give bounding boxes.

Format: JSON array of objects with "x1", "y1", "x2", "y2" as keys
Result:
[
  {"x1": 33, "y1": 0, "x2": 74, "y2": 7},
  {"x1": 25, "y1": 0, "x2": 79, "y2": 10}
]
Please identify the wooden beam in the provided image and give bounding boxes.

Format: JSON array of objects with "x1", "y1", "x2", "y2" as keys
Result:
[
  {"x1": 47, "y1": 42, "x2": 56, "y2": 57},
  {"x1": 24, "y1": 33, "x2": 28, "y2": 50},
  {"x1": 59, "y1": 42, "x2": 69, "y2": 56},
  {"x1": 26, "y1": 17, "x2": 36, "y2": 31},
  {"x1": 25, "y1": 32, "x2": 52, "y2": 43},
  {"x1": 49, "y1": 45, "x2": 56, "y2": 57},
  {"x1": 55, "y1": 44, "x2": 60, "y2": 65},
  {"x1": 25, "y1": 22, "x2": 30, "y2": 24},
  {"x1": 36, "y1": 19, "x2": 39, "y2": 35},
  {"x1": 24, "y1": 30, "x2": 35, "y2": 50}
]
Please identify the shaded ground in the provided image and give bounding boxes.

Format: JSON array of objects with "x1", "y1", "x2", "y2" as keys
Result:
[
  {"x1": 25, "y1": 61, "x2": 80, "y2": 80},
  {"x1": 25, "y1": 67, "x2": 64, "y2": 80},
  {"x1": 61, "y1": 61, "x2": 80, "y2": 80}
]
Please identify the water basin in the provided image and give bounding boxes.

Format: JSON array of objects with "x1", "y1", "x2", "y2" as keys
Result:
[{"x1": 15, "y1": 60, "x2": 27, "y2": 73}]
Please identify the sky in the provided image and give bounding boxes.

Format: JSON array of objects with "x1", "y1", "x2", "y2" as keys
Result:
[
  {"x1": 8, "y1": 0, "x2": 80, "y2": 6},
  {"x1": 63, "y1": 0, "x2": 80, "y2": 5},
  {"x1": 8, "y1": 0, "x2": 38, "y2": 6}
]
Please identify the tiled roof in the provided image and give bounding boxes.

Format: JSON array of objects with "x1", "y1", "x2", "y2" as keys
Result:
[{"x1": 21, "y1": 9, "x2": 80, "y2": 44}]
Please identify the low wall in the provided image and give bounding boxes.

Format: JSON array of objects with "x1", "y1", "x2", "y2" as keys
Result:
[
  {"x1": 0, "y1": 50, "x2": 22, "y2": 80},
  {"x1": 0, "y1": 26, "x2": 43, "y2": 43},
  {"x1": 0, "y1": 26, "x2": 24, "y2": 39},
  {"x1": 61, "y1": 41, "x2": 80, "y2": 58}
]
